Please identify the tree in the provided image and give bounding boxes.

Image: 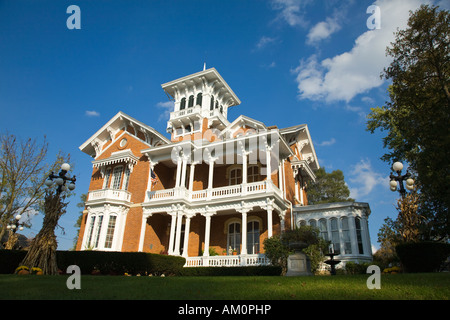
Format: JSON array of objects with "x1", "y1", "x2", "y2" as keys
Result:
[
  {"x1": 367, "y1": 5, "x2": 449, "y2": 240},
  {"x1": 72, "y1": 193, "x2": 87, "y2": 250},
  {"x1": 0, "y1": 132, "x2": 67, "y2": 248},
  {"x1": 306, "y1": 167, "x2": 354, "y2": 204}
]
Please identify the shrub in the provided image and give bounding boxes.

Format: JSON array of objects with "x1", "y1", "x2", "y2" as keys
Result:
[
  {"x1": 345, "y1": 261, "x2": 372, "y2": 275},
  {"x1": 395, "y1": 241, "x2": 450, "y2": 273}
]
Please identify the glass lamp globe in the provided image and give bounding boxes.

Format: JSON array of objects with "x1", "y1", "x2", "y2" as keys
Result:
[
  {"x1": 55, "y1": 178, "x2": 64, "y2": 186},
  {"x1": 6, "y1": 225, "x2": 11, "y2": 230},
  {"x1": 45, "y1": 179, "x2": 54, "y2": 187},
  {"x1": 61, "y1": 185, "x2": 67, "y2": 192},
  {"x1": 68, "y1": 183, "x2": 76, "y2": 190},
  {"x1": 61, "y1": 163, "x2": 71, "y2": 171},
  {"x1": 406, "y1": 184, "x2": 414, "y2": 190},
  {"x1": 19, "y1": 226, "x2": 24, "y2": 231},
  {"x1": 392, "y1": 162, "x2": 403, "y2": 172},
  {"x1": 389, "y1": 180, "x2": 397, "y2": 188},
  {"x1": 406, "y1": 178, "x2": 414, "y2": 186},
  {"x1": 390, "y1": 186, "x2": 397, "y2": 192},
  {"x1": 15, "y1": 215, "x2": 21, "y2": 221}
]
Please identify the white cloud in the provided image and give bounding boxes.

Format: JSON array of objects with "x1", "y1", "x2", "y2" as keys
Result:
[
  {"x1": 270, "y1": 0, "x2": 311, "y2": 27},
  {"x1": 348, "y1": 158, "x2": 388, "y2": 200},
  {"x1": 156, "y1": 101, "x2": 174, "y2": 121},
  {"x1": 85, "y1": 110, "x2": 100, "y2": 117},
  {"x1": 294, "y1": 0, "x2": 428, "y2": 103},
  {"x1": 256, "y1": 36, "x2": 277, "y2": 50},
  {"x1": 306, "y1": 16, "x2": 341, "y2": 45},
  {"x1": 316, "y1": 137, "x2": 336, "y2": 147}
]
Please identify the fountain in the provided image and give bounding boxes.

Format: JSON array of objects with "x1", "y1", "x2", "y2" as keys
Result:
[{"x1": 324, "y1": 250, "x2": 341, "y2": 276}]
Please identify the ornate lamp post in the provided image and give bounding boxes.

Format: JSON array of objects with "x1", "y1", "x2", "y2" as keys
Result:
[
  {"x1": 45, "y1": 163, "x2": 76, "y2": 194},
  {"x1": 389, "y1": 161, "x2": 414, "y2": 198},
  {"x1": 5, "y1": 214, "x2": 25, "y2": 249},
  {"x1": 18, "y1": 162, "x2": 75, "y2": 275}
]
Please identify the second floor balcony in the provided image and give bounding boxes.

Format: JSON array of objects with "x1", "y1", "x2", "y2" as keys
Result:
[
  {"x1": 87, "y1": 188, "x2": 131, "y2": 205},
  {"x1": 144, "y1": 180, "x2": 282, "y2": 205}
]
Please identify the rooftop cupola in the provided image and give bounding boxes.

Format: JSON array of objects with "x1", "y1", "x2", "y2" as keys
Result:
[{"x1": 161, "y1": 67, "x2": 241, "y2": 139}]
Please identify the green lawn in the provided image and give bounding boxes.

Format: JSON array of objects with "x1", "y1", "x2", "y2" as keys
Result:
[{"x1": 1, "y1": 273, "x2": 449, "y2": 300}]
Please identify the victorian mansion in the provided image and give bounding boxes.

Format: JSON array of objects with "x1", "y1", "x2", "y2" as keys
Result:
[{"x1": 75, "y1": 68, "x2": 372, "y2": 266}]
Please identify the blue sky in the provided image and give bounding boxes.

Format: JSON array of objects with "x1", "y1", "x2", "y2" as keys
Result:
[{"x1": 1, "y1": 0, "x2": 447, "y2": 251}]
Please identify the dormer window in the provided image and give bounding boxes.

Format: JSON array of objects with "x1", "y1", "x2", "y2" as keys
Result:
[{"x1": 180, "y1": 97, "x2": 186, "y2": 110}]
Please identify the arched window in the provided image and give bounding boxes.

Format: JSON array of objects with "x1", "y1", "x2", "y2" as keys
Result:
[
  {"x1": 227, "y1": 222, "x2": 241, "y2": 254},
  {"x1": 215, "y1": 100, "x2": 219, "y2": 109},
  {"x1": 188, "y1": 95, "x2": 194, "y2": 108},
  {"x1": 355, "y1": 217, "x2": 364, "y2": 254},
  {"x1": 86, "y1": 215, "x2": 96, "y2": 248},
  {"x1": 247, "y1": 220, "x2": 260, "y2": 254},
  {"x1": 229, "y1": 168, "x2": 242, "y2": 185},
  {"x1": 122, "y1": 167, "x2": 130, "y2": 190},
  {"x1": 196, "y1": 93, "x2": 202, "y2": 106},
  {"x1": 93, "y1": 215, "x2": 103, "y2": 248},
  {"x1": 299, "y1": 220, "x2": 307, "y2": 226},
  {"x1": 319, "y1": 219, "x2": 328, "y2": 241},
  {"x1": 210, "y1": 96, "x2": 214, "y2": 111},
  {"x1": 104, "y1": 215, "x2": 117, "y2": 249},
  {"x1": 180, "y1": 97, "x2": 186, "y2": 110},
  {"x1": 309, "y1": 219, "x2": 317, "y2": 228},
  {"x1": 247, "y1": 165, "x2": 259, "y2": 183},
  {"x1": 330, "y1": 218, "x2": 340, "y2": 254},
  {"x1": 341, "y1": 217, "x2": 352, "y2": 254}
]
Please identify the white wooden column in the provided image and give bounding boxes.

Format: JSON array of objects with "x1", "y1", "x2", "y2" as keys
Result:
[
  {"x1": 146, "y1": 161, "x2": 158, "y2": 192},
  {"x1": 138, "y1": 214, "x2": 149, "y2": 252},
  {"x1": 267, "y1": 204, "x2": 274, "y2": 238},
  {"x1": 208, "y1": 158, "x2": 215, "y2": 190},
  {"x1": 182, "y1": 215, "x2": 192, "y2": 258},
  {"x1": 168, "y1": 212, "x2": 177, "y2": 255},
  {"x1": 188, "y1": 162, "x2": 197, "y2": 192},
  {"x1": 180, "y1": 156, "x2": 188, "y2": 188},
  {"x1": 266, "y1": 146, "x2": 272, "y2": 182},
  {"x1": 202, "y1": 211, "x2": 215, "y2": 257},
  {"x1": 175, "y1": 157, "x2": 182, "y2": 187},
  {"x1": 173, "y1": 210, "x2": 184, "y2": 255},
  {"x1": 240, "y1": 208, "x2": 249, "y2": 255}
]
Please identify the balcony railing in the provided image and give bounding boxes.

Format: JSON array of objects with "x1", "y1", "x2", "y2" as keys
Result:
[
  {"x1": 87, "y1": 188, "x2": 131, "y2": 203},
  {"x1": 145, "y1": 180, "x2": 281, "y2": 203},
  {"x1": 184, "y1": 254, "x2": 270, "y2": 267}
]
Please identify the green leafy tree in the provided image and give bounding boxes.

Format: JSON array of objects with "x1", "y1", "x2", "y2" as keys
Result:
[
  {"x1": 306, "y1": 167, "x2": 354, "y2": 204},
  {"x1": 72, "y1": 193, "x2": 87, "y2": 250},
  {"x1": 367, "y1": 5, "x2": 449, "y2": 240}
]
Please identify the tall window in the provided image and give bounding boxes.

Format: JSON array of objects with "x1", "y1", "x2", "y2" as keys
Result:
[
  {"x1": 341, "y1": 217, "x2": 352, "y2": 254},
  {"x1": 93, "y1": 215, "x2": 103, "y2": 248},
  {"x1": 196, "y1": 92, "x2": 202, "y2": 106},
  {"x1": 111, "y1": 166, "x2": 123, "y2": 189},
  {"x1": 247, "y1": 221, "x2": 260, "y2": 254},
  {"x1": 227, "y1": 222, "x2": 241, "y2": 254},
  {"x1": 330, "y1": 218, "x2": 340, "y2": 254},
  {"x1": 104, "y1": 215, "x2": 117, "y2": 249},
  {"x1": 188, "y1": 95, "x2": 194, "y2": 108},
  {"x1": 319, "y1": 219, "x2": 328, "y2": 241},
  {"x1": 247, "y1": 165, "x2": 259, "y2": 182},
  {"x1": 180, "y1": 97, "x2": 186, "y2": 110},
  {"x1": 355, "y1": 217, "x2": 364, "y2": 254},
  {"x1": 86, "y1": 216, "x2": 96, "y2": 248},
  {"x1": 229, "y1": 168, "x2": 242, "y2": 185},
  {"x1": 104, "y1": 168, "x2": 111, "y2": 189},
  {"x1": 210, "y1": 96, "x2": 214, "y2": 111},
  {"x1": 309, "y1": 219, "x2": 317, "y2": 228},
  {"x1": 122, "y1": 167, "x2": 130, "y2": 190}
]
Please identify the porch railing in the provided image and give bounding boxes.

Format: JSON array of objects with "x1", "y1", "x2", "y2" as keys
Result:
[
  {"x1": 183, "y1": 254, "x2": 270, "y2": 267},
  {"x1": 87, "y1": 188, "x2": 131, "y2": 203},
  {"x1": 146, "y1": 180, "x2": 281, "y2": 203}
]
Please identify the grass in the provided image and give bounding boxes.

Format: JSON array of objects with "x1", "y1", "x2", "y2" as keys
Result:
[{"x1": 0, "y1": 273, "x2": 449, "y2": 300}]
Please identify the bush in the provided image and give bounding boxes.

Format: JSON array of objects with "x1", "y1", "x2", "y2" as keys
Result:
[
  {"x1": 0, "y1": 250, "x2": 186, "y2": 275},
  {"x1": 345, "y1": 261, "x2": 372, "y2": 275},
  {"x1": 395, "y1": 241, "x2": 450, "y2": 273}
]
